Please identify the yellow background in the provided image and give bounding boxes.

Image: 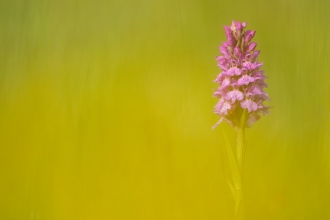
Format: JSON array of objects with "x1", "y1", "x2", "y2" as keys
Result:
[{"x1": 0, "y1": 0, "x2": 330, "y2": 219}]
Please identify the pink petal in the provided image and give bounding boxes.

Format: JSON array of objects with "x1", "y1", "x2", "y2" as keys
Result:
[
  {"x1": 214, "y1": 99, "x2": 232, "y2": 115},
  {"x1": 241, "y1": 99, "x2": 258, "y2": 112},
  {"x1": 220, "y1": 78, "x2": 231, "y2": 89},
  {"x1": 237, "y1": 75, "x2": 255, "y2": 85},
  {"x1": 214, "y1": 72, "x2": 225, "y2": 83},
  {"x1": 246, "y1": 42, "x2": 257, "y2": 53},
  {"x1": 226, "y1": 67, "x2": 241, "y2": 76},
  {"x1": 250, "y1": 50, "x2": 260, "y2": 61},
  {"x1": 245, "y1": 30, "x2": 256, "y2": 43},
  {"x1": 234, "y1": 47, "x2": 242, "y2": 59},
  {"x1": 225, "y1": 90, "x2": 244, "y2": 102}
]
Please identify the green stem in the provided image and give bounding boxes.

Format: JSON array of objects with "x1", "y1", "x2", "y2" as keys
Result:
[
  {"x1": 237, "y1": 109, "x2": 247, "y2": 172},
  {"x1": 237, "y1": 125, "x2": 245, "y2": 171},
  {"x1": 234, "y1": 110, "x2": 247, "y2": 219}
]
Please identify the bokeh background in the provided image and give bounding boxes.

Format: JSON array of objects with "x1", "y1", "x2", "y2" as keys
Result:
[{"x1": 1, "y1": 0, "x2": 330, "y2": 219}]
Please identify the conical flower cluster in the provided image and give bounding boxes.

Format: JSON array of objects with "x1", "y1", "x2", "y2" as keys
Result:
[{"x1": 213, "y1": 21, "x2": 270, "y2": 129}]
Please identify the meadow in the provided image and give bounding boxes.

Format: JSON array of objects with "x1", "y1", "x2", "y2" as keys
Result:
[{"x1": 0, "y1": 0, "x2": 330, "y2": 219}]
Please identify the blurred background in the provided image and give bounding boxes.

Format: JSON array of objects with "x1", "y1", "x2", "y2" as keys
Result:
[{"x1": 0, "y1": 0, "x2": 330, "y2": 219}]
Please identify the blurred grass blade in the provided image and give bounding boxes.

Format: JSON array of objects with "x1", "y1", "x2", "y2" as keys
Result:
[
  {"x1": 225, "y1": 174, "x2": 236, "y2": 208},
  {"x1": 221, "y1": 128, "x2": 241, "y2": 192}
]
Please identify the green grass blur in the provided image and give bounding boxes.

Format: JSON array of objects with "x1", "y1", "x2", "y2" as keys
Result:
[{"x1": 0, "y1": 0, "x2": 330, "y2": 219}]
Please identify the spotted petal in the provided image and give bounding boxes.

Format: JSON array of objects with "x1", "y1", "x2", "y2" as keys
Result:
[
  {"x1": 241, "y1": 99, "x2": 258, "y2": 112},
  {"x1": 225, "y1": 90, "x2": 244, "y2": 102}
]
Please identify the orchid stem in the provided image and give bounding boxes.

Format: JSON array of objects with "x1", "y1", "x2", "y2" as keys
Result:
[{"x1": 234, "y1": 110, "x2": 247, "y2": 219}]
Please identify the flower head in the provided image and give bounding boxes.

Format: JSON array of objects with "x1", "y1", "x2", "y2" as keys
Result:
[{"x1": 213, "y1": 21, "x2": 270, "y2": 128}]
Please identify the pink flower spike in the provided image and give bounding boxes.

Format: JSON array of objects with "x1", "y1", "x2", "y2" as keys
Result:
[{"x1": 213, "y1": 21, "x2": 270, "y2": 128}]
